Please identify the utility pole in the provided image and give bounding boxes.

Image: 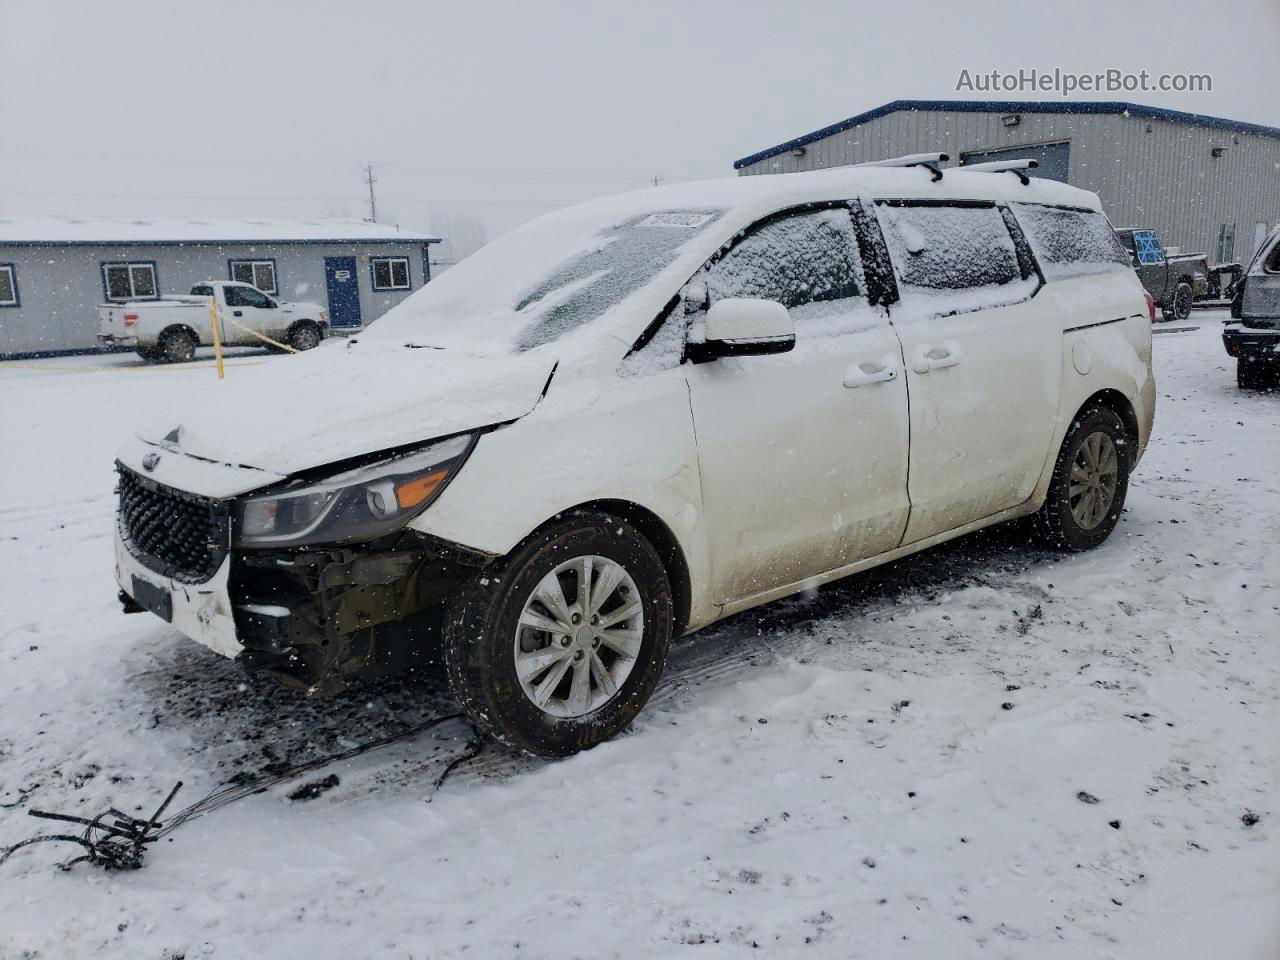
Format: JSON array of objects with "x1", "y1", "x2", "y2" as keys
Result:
[
  {"x1": 651, "y1": 174, "x2": 663, "y2": 188},
  {"x1": 363, "y1": 162, "x2": 378, "y2": 222}
]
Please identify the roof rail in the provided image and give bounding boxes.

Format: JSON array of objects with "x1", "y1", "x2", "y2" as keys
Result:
[
  {"x1": 855, "y1": 152, "x2": 950, "y2": 183},
  {"x1": 959, "y1": 158, "x2": 1039, "y2": 184},
  {"x1": 856, "y1": 152, "x2": 950, "y2": 168}
]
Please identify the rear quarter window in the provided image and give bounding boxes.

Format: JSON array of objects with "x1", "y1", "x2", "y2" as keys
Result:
[{"x1": 1013, "y1": 204, "x2": 1131, "y2": 281}]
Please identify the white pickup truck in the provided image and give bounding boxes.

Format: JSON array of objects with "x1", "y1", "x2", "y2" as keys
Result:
[{"x1": 98, "y1": 280, "x2": 329, "y2": 363}]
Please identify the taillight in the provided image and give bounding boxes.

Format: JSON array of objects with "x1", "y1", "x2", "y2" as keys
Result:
[
  {"x1": 123, "y1": 313, "x2": 139, "y2": 328},
  {"x1": 1143, "y1": 292, "x2": 1155, "y2": 324}
]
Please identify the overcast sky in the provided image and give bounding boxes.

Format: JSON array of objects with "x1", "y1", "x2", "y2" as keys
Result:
[{"x1": 3, "y1": 0, "x2": 1277, "y2": 260}]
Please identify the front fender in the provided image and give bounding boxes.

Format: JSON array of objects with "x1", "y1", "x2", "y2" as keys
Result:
[{"x1": 407, "y1": 368, "x2": 717, "y2": 631}]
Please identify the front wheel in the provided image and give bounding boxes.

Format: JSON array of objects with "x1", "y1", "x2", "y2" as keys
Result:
[
  {"x1": 1033, "y1": 407, "x2": 1131, "y2": 551},
  {"x1": 445, "y1": 512, "x2": 673, "y2": 756}
]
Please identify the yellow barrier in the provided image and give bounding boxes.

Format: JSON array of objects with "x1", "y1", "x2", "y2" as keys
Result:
[{"x1": 208, "y1": 297, "x2": 225, "y2": 379}]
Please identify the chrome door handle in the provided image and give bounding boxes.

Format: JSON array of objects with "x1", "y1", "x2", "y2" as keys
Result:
[
  {"x1": 912, "y1": 343, "x2": 962, "y2": 374},
  {"x1": 843, "y1": 358, "x2": 899, "y2": 388}
]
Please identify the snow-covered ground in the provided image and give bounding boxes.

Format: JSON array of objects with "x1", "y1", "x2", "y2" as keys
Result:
[{"x1": 1, "y1": 313, "x2": 1276, "y2": 959}]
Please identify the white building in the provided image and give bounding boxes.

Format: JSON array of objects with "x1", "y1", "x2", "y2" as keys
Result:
[{"x1": 0, "y1": 218, "x2": 440, "y2": 358}]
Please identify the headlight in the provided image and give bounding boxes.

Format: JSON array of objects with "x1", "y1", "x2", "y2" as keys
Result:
[{"x1": 233, "y1": 434, "x2": 474, "y2": 548}]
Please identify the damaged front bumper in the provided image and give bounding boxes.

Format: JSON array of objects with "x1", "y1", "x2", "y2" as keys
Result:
[
  {"x1": 116, "y1": 523, "x2": 490, "y2": 695},
  {"x1": 226, "y1": 535, "x2": 489, "y2": 693},
  {"x1": 113, "y1": 438, "x2": 495, "y2": 694},
  {"x1": 115, "y1": 530, "x2": 241, "y2": 658}
]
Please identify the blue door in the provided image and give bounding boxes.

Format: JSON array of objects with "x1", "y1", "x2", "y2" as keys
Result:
[{"x1": 324, "y1": 256, "x2": 362, "y2": 329}]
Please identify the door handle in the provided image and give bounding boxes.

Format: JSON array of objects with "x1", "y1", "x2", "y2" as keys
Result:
[
  {"x1": 843, "y1": 357, "x2": 899, "y2": 388},
  {"x1": 912, "y1": 343, "x2": 962, "y2": 374}
]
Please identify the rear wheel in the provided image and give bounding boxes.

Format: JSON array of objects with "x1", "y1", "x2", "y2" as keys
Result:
[
  {"x1": 287, "y1": 321, "x2": 322, "y2": 352},
  {"x1": 1161, "y1": 282, "x2": 1193, "y2": 322},
  {"x1": 1238, "y1": 359, "x2": 1279, "y2": 391},
  {"x1": 135, "y1": 345, "x2": 161, "y2": 363},
  {"x1": 444, "y1": 512, "x2": 673, "y2": 756},
  {"x1": 157, "y1": 328, "x2": 197, "y2": 363},
  {"x1": 1033, "y1": 407, "x2": 1131, "y2": 551}
]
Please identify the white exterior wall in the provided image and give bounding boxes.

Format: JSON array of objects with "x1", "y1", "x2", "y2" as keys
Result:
[{"x1": 0, "y1": 240, "x2": 431, "y2": 357}]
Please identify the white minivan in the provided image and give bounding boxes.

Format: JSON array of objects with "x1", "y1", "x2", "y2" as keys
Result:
[{"x1": 113, "y1": 165, "x2": 1155, "y2": 755}]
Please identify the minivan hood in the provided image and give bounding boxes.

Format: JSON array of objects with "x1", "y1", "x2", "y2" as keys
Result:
[{"x1": 136, "y1": 342, "x2": 556, "y2": 476}]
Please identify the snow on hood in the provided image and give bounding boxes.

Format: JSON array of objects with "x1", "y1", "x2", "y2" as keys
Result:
[{"x1": 135, "y1": 341, "x2": 556, "y2": 475}]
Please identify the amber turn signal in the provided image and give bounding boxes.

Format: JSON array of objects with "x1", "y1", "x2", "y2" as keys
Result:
[{"x1": 394, "y1": 468, "x2": 451, "y2": 510}]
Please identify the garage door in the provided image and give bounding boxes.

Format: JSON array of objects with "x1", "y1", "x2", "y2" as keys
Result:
[{"x1": 960, "y1": 141, "x2": 1071, "y2": 182}]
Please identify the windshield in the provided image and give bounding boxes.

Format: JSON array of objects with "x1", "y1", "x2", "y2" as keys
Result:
[{"x1": 364, "y1": 206, "x2": 724, "y2": 352}]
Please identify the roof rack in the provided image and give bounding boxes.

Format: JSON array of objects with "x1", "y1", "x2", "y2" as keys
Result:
[
  {"x1": 959, "y1": 158, "x2": 1039, "y2": 185},
  {"x1": 856, "y1": 152, "x2": 950, "y2": 182}
]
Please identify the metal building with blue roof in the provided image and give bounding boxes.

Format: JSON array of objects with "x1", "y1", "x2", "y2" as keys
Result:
[{"x1": 734, "y1": 100, "x2": 1280, "y2": 267}]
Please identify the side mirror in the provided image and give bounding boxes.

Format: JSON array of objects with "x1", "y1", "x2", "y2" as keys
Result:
[{"x1": 686, "y1": 298, "x2": 795, "y2": 363}]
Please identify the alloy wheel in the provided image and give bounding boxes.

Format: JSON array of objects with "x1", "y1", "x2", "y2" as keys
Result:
[
  {"x1": 1069, "y1": 431, "x2": 1119, "y2": 530},
  {"x1": 512, "y1": 555, "x2": 643, "y2": 718}
]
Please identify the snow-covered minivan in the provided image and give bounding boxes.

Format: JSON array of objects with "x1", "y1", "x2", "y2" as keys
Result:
[{"x1": 113, "y1": 163, "x2": 1154, "y2": 755}]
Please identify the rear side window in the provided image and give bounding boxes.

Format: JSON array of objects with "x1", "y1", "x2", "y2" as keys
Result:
[
  {"x1": 875, "y1": 202, "x2": 1032, "y2": 314},
  {"x1": 190, "y1": 284, "x2": 213, "y2": 297},
  {"x1": 1013, "y1": 204, "x2": 1131, "y2": 281}
]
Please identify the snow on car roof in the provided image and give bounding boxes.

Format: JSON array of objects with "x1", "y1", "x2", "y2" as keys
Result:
[
  {"x1": 531, "y1": 166, "x2": 1103, "y2": 233},
  {"x1": 0, "y1": 217, "x2": 439, "y2": 245}
]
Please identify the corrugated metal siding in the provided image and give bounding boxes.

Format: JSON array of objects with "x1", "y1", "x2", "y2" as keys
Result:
[
  {"x1": 0, "y1": 240, "x2": 430, "y2": 356},
  {"x1": 738, "y1": 109, "x2": 1280, "y2": 260}
]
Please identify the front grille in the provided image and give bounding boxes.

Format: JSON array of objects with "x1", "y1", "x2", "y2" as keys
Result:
[{"x1": 117, "y1": 464, "x2": 230, "y2": 583}]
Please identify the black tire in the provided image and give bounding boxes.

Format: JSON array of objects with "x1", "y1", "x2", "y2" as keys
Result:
[
  {"x1": 1033, "y1": 406, "x2": 1131, "y2": 552},
  {"x1": 444, "y1": 511, "x2": 673, "y2": 757},
  {"x1": 1161, "y1": 282, "x2": 1193, "y2": 322},
  {"x1": 135, "y1": 345, "x2": 161, "y2": 363},
  {"x1": 157, "y1": 327, "x2": 197, "y2": 363},
  {"x1": 1238, "y1": 359, "x2": 1278, "y2": 391},
  {"x1": 287, "y1": 321, "x2": 322, "y2": 352}
]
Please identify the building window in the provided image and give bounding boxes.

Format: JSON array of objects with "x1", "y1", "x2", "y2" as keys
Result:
[
  {"x1": 1216, "y1": 223, "x2": 1236, "y2": 263},
  {"x1": 371, "y1": 256, "x2": 411, "y2": 291},
  {"x1": 229, "y1": 259, "x2": 278, "y2": 294},
  {"x1": 102, "y1": 262, "x2": 158, "y2": 301},
  {"x1": 0, "y1": 264, "x2": 18, "y2": 307}
]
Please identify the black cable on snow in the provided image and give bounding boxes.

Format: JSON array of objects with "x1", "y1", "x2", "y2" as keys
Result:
[{"x1": 1, "y1": 712, "x2": 482, "y2": 872}]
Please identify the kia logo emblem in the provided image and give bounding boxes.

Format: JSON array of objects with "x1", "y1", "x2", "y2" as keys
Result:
[{"x1": 142, "y1": 451, "x2": 162, "y2": 472}]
